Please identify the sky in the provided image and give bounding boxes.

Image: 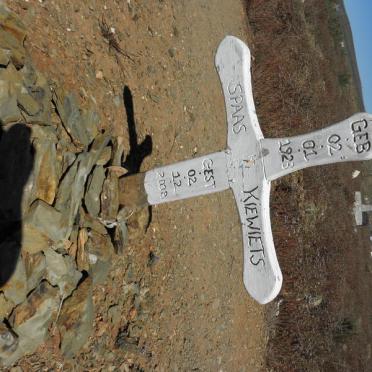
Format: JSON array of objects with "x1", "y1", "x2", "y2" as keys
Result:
[{"x1": 344, "y1": 1, "x2": 372, "y2": 113}]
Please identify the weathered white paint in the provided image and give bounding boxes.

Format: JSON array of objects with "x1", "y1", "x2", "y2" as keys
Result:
[
  {"x1": 262, "y1": 113, "x2": 372, "y2": 181},
  {"x1": 143, "y1": 36, "x2": 372, "y2": 305},
  {"x1": 144, "y1": 151, "x2": 230, "y2": 205},
  {"x1": 215, "y1": 36, "x2": 282, "y2": 304}
]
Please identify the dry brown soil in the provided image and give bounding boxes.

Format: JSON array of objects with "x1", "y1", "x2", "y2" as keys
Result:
[{"x1": 9, "y1": 0, "x2": 267, "y2": 371}]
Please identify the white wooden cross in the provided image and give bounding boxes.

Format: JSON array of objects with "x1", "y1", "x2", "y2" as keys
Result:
[
  {"x1": 143, "y1": 36, "x2": 372, "y2": 304},
  {"x1": 354, "y1": 191, "x2": 372, "y2": 226}
]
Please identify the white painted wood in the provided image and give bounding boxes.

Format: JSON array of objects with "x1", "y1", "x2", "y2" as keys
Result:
[
  {"x1": 262, "y1": 113, "x2": 372, "y2": 181},
  {"x1": 229, "y1": 160, "x2": 282, "y2": 304},
  {"x1": 214, "y1": 36, "x2": 263, "y2": 159},
  {"x1": 144, "y1": 151, "x2": 230, "y2": 205},
  {"x1": 215, "y1": 36, "x2": 282, "y2": 304},
  {"x1": 142, "y1": 35, "x2": 372, "y2": 305}
]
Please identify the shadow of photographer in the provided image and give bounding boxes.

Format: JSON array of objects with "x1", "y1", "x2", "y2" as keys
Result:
[{"x1": 0, "y1": 124, "x2": 34, "y2": 287}]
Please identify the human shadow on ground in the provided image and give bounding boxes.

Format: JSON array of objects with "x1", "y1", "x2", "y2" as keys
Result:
[
  {"x1": 122, "y1": 86, "x2": 153, "y2": 174},
  {"x1": 0, "y1": 124, "x2": 34, "y2": 287}
]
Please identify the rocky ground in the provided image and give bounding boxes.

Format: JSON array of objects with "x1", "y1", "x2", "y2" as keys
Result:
[{"x1": 1, "y1": 1, "x2": 267, "y2": 371}]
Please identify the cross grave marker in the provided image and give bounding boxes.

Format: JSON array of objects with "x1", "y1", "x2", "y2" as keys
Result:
[
  {"x1": 353, "y1": 191, "x2": 372, "y2": 226},
  {"x1": 142, "y1": 36, "x2": 372, "y2": 304}
]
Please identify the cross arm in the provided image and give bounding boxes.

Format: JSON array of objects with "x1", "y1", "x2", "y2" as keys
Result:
[
  {"x1": 262, "y1": 113, "x2": 372, "y2": 181},
  {"x1": 144, "y1": 151, "x2": 230, "y2": 205}
]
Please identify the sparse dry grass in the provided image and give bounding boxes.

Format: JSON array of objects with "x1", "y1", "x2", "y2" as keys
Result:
[{"x1": 246, "y1": 0, "x2": 370, "y2": 370}]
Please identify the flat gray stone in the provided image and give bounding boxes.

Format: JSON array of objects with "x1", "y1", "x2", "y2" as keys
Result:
[
  {"x1": 0, "y1": 63, "x2": 26, "y2": 124},
  {"x1": 0, "y1": 48, "x2": 10, "y2": 66},
  {"x1": 33, "y1": 138, "x2": 60, "y2": 205},
  {"x1": 54, "y1": 159, "x2": 78, "y2": 213},
  {"x1": 22, "y1": 127, "x2": 59, "y2": 211},
  {"x1": 100, "y1": 170, "x2": 119, "y2": 221},
  {"x1": 0, "y1": 3, "x2": 27, "y2": 68},
  {"x1": 111, "y1": 136, "x2": 125, "y2": 166},
  {"x1": 0, "y1": 292, "x2": 14, "y2": 320},
  {"x1": 60, "y1": 151, "x2": 77, "y2": 174},
  {"x1": 0, "y1": 79, "x2": 22, "y2": 124},
  {"x1": 30, "y1": 123, "x2": 58, "y2": 142},
  {"x1": 0, "y1": 256, "x2": 27, "y2": 305},
  {"x1": 85, "y1": 165, "x2": 105, "y2": 217},
  {"x1": 21, "y1": 223, "x2": 51, "y2": 254},
  {"x1": 96, "y1": 145, "x2": 112, "y2": 166},
  {"x1": 114, "y1": 208, "x2": 128, "y2": 255},
  {"x1": 20, "y1": 70, "x2": 53, "y2": 125},
  {"x1": 86, "y1": 231, "x2": 114, "y2": 284},
  {"x1": 25, "y1": 200, "x2": 68, "y2": 242},
  {"x1": 55, "y1": 134, "x2": 111, "y2": 239},
  {"x1": 17, "y1": 87, "x2": 41, "y2": 116},
  {"x1": 24, "y1": 251, "x2": 46, "y2": 292},
  {"x1": 0, "y1": 322, "x2": 18, "y2": 364},
  {"x1": 52, "y1": 89, "x2": 99, "y2": 147},
  {"x1": 58, "y1": 277, "x2": 94, "y2": 358},
  {"x1": 6, "y1": 281, "x2": 59, "y2": 366},
  {"x1": 44, "y1": 248, "x2": 82, "y2": 297},
  {"x1": 19, "y1": 63, "x2": 37, "y2": 87},
  {"x1": 79, "y1": 208, "x2": 107, "y2": 235}
]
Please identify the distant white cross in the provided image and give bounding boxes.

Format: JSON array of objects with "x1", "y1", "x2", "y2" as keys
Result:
[
  {"x1": 143, "y1": 36, "x2": 372, "y2": 304},
  {"x1": 354, "y1": 191, "x2": 372, "y2": 225}
]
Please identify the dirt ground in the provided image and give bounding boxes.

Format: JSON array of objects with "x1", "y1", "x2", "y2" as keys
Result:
[{"x1": 9, "y1": 0, "x2": 267, "y2": 370}]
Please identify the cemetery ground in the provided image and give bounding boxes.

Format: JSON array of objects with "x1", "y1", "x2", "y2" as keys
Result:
[{"x1": 2, "y1": 0, "x2": 372, "y2": 370}]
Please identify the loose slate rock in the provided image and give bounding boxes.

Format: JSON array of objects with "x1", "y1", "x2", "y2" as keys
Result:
[
  {"x1": 86, "y1": 231, "x2": 114, "y2": 284},
  {"x1": 21, "y1": 70, "x2": 53, "y2": 125},
  {"x1": 33, "y1": 139, "x2": 59, "y2": 204},
  {"x1": 111, "y1": 136, "x2": 125, "y2": 166},
  {"x1": 114, "y1": 208, "x2": 128, "y2": 255},
  {"x1": 23, "y1": 251, "x2": 46, "y2": 292},
  {"x1": 77, "y1": 228, "x2": 89, "y2": 272},
  {"x1": 0, "y1": 322, "x2": 18, "y2": 364},
  {"x1": 79, "y1": 208, "x2": 107, "y2": 235},
  {"x1": 54, "y1": 159, "x2": 78, "y2": 212},
  {"x1": 25, "y1": 200, "x2": 68, "y2": 242},
  {"x1": 55, "y1": 134, "x2": 110, "y2": 239},
  {"x1": 52, "y1": 89, "x2": 99, "y2": 147},
  {"x1": 0, "y1": 293, "x2": 14, "y2": 320},
  {"x1": 118, "y1": 173, "x2": 148, "y2": 210},
  {"x1": 23, "y1": 129, "x2": 60, "y2": 215},
  {"x1": 1, "y1": 256, "x2": 27, "y2": 306},
  {"x1": 96, "y1": 145, "x2": 112, "y2": 166},
  {"x1": 0, "y1": 62, "x2": 24, "y2": 125},
  {"x1": 30, "y1": 123, "x2": 58, "y2": 143},
  {"x1": 0, "y1": 79, "x2": 22, "y2": 124},
  {"x1": 85, "y1": 165, "x2": 105, "y2": 217},
  {"x1": 0, "y1": 48, "x2": 10, "y2": 67},
  {"x1": 101, "y1": 170, "x2": 119, "y2": 221},
  {"x1": 58, "y1": 277, "x2": 94, "y2": 358},
  {"x1": 22, "y1": 223, "x2": 51, "y2": 254},
  {"x1": 7, "y1": 281, "x2": 59, "y2": 366},
  {"x1": 17, "y1": 87, "x2": 41, "y2": 117},
  {"x1": 0, "y1": 3, "x2": 27, "y2": 68},
  {"x1": 44, "y1": 248, "x2": 82, "y2": 298}
]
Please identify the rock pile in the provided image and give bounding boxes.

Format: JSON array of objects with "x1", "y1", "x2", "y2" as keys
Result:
[{"x1": 0, "y1": 4, "x2": 130, "y2": 366}]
